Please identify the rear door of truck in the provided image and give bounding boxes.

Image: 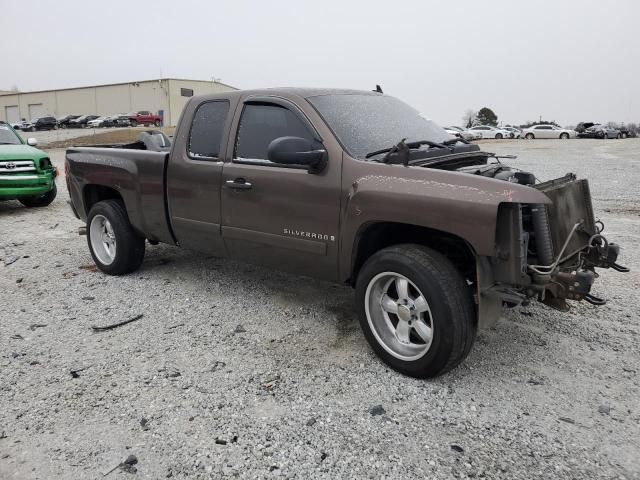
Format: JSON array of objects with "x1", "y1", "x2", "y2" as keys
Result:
[{"x1": 165, "y1": 99, "x2": 233, "y2": 255}]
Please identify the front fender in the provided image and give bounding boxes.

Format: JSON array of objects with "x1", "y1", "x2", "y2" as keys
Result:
[{"x1": 339, "y1": 161, "x2": 551, "y2": 280}]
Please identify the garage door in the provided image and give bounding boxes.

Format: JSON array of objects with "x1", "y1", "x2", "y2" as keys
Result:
[
  {"x1": 5, "y1": 105, "x2": 19, "y2": 124},
  {"x1": 28, "y1": 103, "x2": 45, "y2": 120}
]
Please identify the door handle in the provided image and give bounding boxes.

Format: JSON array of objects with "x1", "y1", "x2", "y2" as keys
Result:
[{"x1": 224, "y1": 178, "x2": 252, "y2": 190}]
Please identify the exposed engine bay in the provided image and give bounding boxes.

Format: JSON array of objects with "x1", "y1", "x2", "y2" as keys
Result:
[
  {"x1": 454, "y1": 154, "x2": 629, "y2": 311},
  {"x1": 374, "y1": 138, "x2": 631, "y2": 313}
]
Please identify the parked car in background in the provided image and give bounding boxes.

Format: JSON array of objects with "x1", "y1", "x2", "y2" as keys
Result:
[
  {"x1": 467, "y1": 125, "x2": 511, "y2": 139},
  {"x1": 114, "y1": 115, "x2": 132, "y2": 127},
  {"x1": 446, "y1": 126, "x2": 479, "y2": 141},
  {"x1": 58, "y1": 115, "x2": 81, "y2": 129},
  {"x1": 500, "y1": 126, "x2": 522, "y2": 139},
  {"x1": 0, "y1": 122, "x2": 58, "y2": 207},
  {"x1": 69, "y1": 115, "x2": 99, "y2": 128},
  {"x1": 87, "y1": 116, "x2": 108, "y2": 128},
  {"x1": 444, "y1": 127, "x2": 463, "y2": 139},
  {"x1": 99, "y1": 115, "x2": 118, "y2": 128},
  {"x1": 128, "y1": 111, "x2": 162, "y2": 127},
  {"x1": 10, "y1": 120, "x2": 28, "y2": 130},
  {"x1": 522, "y1": 125, "x2": 575, "y2": 139},
  {"x1": 577, "y1": 124, "x2": 621, "y2": 139},
  {"x1": 575, "y1": 122, "x2": 595, "y2": 134},
  {"x1": 22, "y1": 116, "x2": 59, "y2": 132},
  {"x1": 618, "y1": 126, "x2": 632, "y2": 138}
]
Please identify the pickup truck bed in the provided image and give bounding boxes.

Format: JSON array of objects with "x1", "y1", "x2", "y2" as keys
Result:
[{"x1": 67, "y1": 147, "x2": 173, "y2": 244}]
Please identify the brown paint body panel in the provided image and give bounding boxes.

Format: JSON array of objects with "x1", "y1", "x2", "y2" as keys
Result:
[{"x1": 66, "y1": 88, "x2": 552, "y2": 284}]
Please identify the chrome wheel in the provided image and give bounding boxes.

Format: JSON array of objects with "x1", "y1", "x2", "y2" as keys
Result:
[
  {"x1": 364, "y1": 272, "x2": 434, "y2": 361},
  {"x1": 90, "y1": 214, "x2": 117, "y2": 265}
]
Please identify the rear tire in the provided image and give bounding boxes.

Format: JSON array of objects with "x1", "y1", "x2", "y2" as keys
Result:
[
  {"x1": 154, "y1": 120, "x2": 161, "y2": 127},
  {"x1": 19, "y1": 184, "x2": 57, "y2": 208},
  {"x1": 560, "y1": 133, "x2": 569, "y2": 139},
  {"x1": 355, "y1": 244, "x2": 476, "y2": 378},
  {"x1": 130, "y1": 120, "x2": 138, "y2": 127},
  {"x1": 87, "y1": 200, "x2": 145, "y2": 275},
  {"x1": 621, "y1": 132, "x2": 627, "y2": 139}
]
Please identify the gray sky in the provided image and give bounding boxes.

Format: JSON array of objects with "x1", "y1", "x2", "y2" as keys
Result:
[{"x1": 1, "y1": 0, "x2": 638, "y2": 126}]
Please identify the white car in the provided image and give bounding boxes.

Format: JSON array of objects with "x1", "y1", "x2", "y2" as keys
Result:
[
  {"x1": 87, "y1": 116, "x2": 107, "y2": 128},
  {"x1": 444, "y1": 128, "x2": 463, "y2": 140},
  {"x1": 467, "y1": 125, "x2": 512, "y2": 139},
  {"x1": 522, "y1": 125, "x2": 576, "y2": 139},
  {"x1": 446, "y1": 126, "x2": 479, "y2": 141},
  {"x1": 500, "y1": 126, "x2": 522, "y2": 139}
]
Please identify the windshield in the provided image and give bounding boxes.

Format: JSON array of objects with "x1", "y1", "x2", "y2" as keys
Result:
[
  {"x1": 307, "y1": 94, "x2": 450, "y2": 160},
  {"x1": 0, "y1": 125, "x2": 22, "y2": 145}
]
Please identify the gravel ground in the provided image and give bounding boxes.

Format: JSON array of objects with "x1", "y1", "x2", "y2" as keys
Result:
[{"x1": 1, "y1": 139, "x2": 639, "y2": 479}]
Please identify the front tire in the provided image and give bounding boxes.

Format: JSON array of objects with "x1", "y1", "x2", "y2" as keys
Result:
[
  {"x1": 19, "y1": 184, "x2": 57, "y2": 208},
  {"x1": 525, "y1": 133, "x2": 534, "y2": 139},
  {"x1": 355, "y1": 245, "x2": 476, "y2": 378},
  {"x1": 154, "y1": 120, "x2": 161, "y2": 127},
  {"x1": 130, "y1": 120, "x2": 138, "y2": 127},
  {"x1": 495, "y1": 133, "x2": 503, "y2": 139},
  {"x1": 560, "y1": 132, "x2": 569, "y2": 139},
  {"x1": 87, "y1": 200, "x2": 145, "y2": 275}
]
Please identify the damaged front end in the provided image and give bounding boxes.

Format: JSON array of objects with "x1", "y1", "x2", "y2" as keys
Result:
[{"x1": 488, "y1": 173, "x2": 629, "y2": 314}]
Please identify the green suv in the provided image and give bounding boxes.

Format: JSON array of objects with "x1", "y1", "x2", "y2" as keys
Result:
[{"x1": 0, "y1": 122, "x2": 57, "y2": 207}]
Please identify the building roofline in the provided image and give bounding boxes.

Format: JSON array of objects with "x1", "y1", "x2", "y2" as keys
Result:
[{"x1": 0, "y1": 78, "x2": 237, "y2": 96}]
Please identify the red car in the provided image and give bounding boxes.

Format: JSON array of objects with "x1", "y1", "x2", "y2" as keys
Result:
[{"x1": 128, "y1": 111, "x2": 162, "y2": 127}]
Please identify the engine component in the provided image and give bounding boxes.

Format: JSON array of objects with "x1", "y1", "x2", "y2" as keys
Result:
[{"x1": 530, "y1": 204, "x2": 554, "y2": 266}]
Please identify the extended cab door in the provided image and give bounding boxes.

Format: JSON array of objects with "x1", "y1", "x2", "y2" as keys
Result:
[
  {"x1": 166, "y1": 99, "x2": 233, "y2": 255},
  {"x1": 220, "y1": 96, "x2": 342, "y2": 281}
]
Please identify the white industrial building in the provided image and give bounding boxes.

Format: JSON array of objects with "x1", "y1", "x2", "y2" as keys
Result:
[{"x1": 0, "y1": 78, "x2": 237, "y2": 126}]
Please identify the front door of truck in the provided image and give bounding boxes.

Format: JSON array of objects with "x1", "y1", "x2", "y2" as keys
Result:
[
  {"x1": 166, "y1": 100, "x2": 231, "y2": 255},
  {"x1": 220, "y1": 98, "x2": 341, "y2": 281}
]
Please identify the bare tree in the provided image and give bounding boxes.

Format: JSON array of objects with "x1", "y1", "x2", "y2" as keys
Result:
[{"x1": 462, "y1": 109, "x2": 477, "y2": 128}]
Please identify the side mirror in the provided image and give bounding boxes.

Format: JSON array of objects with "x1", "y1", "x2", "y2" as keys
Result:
[
  {"x1": 27, "y1": 137, "x2": 38, "y2": 146},
  {"x1": 267, "y1": 136, "x2": 327, "y2": 173}
]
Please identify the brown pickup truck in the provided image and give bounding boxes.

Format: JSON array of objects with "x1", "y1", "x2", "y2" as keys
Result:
[{"x1": 65, "y1": 88, "x2": 628, "y2": 378}]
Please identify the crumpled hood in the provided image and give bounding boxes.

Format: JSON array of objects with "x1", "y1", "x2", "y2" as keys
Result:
[{"x1": 0, "y1": 144, "x2": 47, "y2": 161}]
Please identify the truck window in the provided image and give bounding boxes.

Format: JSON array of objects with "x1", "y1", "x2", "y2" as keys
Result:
[
  {"x1": 234, "y1": 103, "x2": 314, "y2": 161},
  {"x1": 188, "y1": 101, "x2": 230, "y2": 159}
]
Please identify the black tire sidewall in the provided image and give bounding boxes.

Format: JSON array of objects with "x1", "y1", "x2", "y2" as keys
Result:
[
  {"x1": 86, "y1": 200, "x2": 145, "y2": 275},
  {"x1": 355, "y1": 246, "x2": 473, "y2": 378}
]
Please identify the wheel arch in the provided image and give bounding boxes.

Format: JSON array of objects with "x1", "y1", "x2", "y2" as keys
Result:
[
  {"x1": 348, "y1": 221, "x2": 477, "y2": 286},
  {"x1": 83, "y1": 184, "x2": 124, "y2": 215}
]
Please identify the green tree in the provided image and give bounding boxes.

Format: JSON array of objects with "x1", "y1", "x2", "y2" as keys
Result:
[{"x1": 476, "y1": 107, "x2": 498, "y2": 126}]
